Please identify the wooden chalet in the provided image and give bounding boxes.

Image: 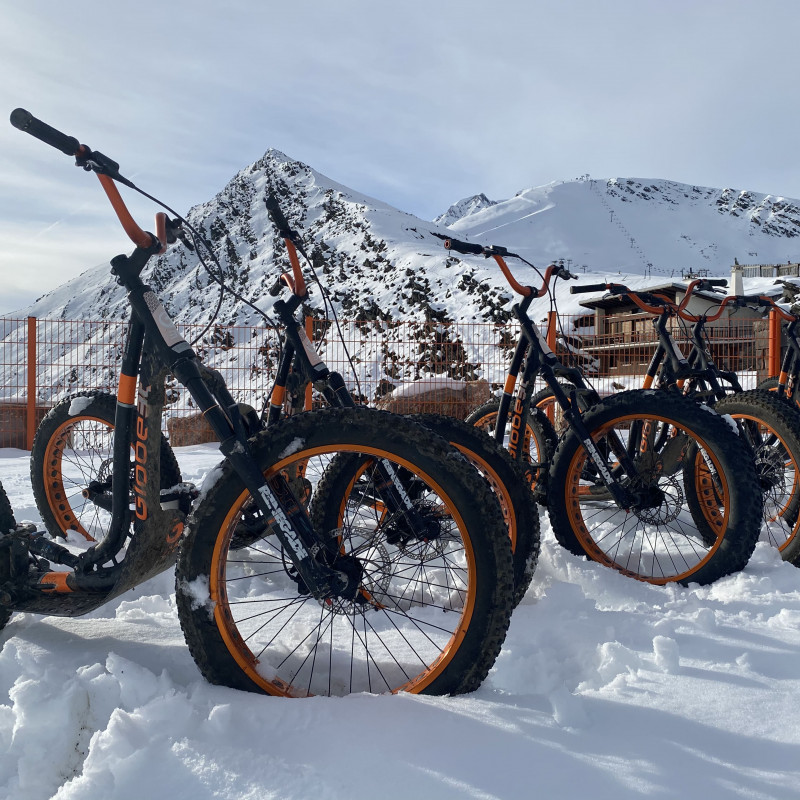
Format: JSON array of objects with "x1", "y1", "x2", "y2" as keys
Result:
[{"x1": 573, "y1": 278, "x2": 772, "y2": 378}]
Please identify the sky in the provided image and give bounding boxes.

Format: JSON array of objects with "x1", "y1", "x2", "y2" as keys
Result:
[{"x1": 1, "y1": 0, "x2": 800, "y2": 314}]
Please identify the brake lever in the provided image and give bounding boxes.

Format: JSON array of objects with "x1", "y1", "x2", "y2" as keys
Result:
[
  {"x1": 75, "y1": 148, "x2": 119, "y2": 176},
  {"x1": 165, "y1": 218, "x2": 195, "y2": 251},
  {"x1": 556, "y1": 267, "x2": 578, "y2": 280}
]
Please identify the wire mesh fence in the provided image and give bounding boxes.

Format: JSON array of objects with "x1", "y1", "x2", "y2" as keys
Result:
[{"x1": 0, "y1": 313, "x2": 776, "y2": 450}]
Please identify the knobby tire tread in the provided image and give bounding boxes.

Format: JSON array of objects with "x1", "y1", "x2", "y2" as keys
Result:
[
  {"x1": 714, "y1": 389, "x2": 800, "y2": 564},
  {"x1": 547, "y1": 390, "x2": 763, "y2": 585},
  {"x1": 30, "y1": 391, "x2": 182, "y2": 541},
  {"x1": 465, "y1": 399, "x2": 558, "y2": 501},
  {"x1": 175, "y1": 408, "x2": 514, "y2": 697},
  {"x1": 410, "y1": 413, "x2": 540, "y2": 605},
  {"x1": 0, "y1": 480, "x2": 17, "y2": 629}
]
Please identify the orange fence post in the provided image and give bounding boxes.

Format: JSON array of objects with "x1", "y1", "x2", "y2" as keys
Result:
[
  {"x1": 26, "y1": 316, "x2": 36, "y2": 450},
  {"x1": 768, "y1": 309, "x2": 781, "y2": 378},
  {"x1": 305, "y1": 316, "x2": 313, "y2": 411}
]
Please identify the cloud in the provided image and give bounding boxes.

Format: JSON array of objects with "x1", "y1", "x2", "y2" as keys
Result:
[
  {"x1": 0, "y1": 220, "x2": 123, "y2": 314},
  {"x1": 2, "y1": 0, "x2": 800, "y2": 309}
]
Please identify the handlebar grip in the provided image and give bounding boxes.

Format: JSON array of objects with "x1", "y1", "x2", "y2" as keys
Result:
[
  {"x1": 570, "y1": 283, "x2": 609, "y2": 294},
  {"x1": 265, "y1": 194, "x2": 296, "y2": 239},
  {"x1": 10, "y1": 108, "x2": 81, "y2": 156},
  {"x1": 735, "y1": 294, "x2": 775, "y2": 307},
  {"x1": 442, "y1": 237, "x2": 484, "y2": 256},
  {"x1": 705, "y1": 278, "x2": 728, "y2": 287}
]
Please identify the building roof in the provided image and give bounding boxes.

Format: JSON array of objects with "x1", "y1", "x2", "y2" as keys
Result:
[{"x1": 576, "y1": 281, "x2": 737, "y2": 311}]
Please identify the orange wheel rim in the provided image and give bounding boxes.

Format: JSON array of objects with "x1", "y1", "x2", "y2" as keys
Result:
[
  {"x1": 471, "y1": 410, "x2": 540, "y2": 484},
  {"x1": 562, "y1": 413, "x2": 731, "y2": 583},
  {"x1": 728, "y1": 412, "x2": 800, "y2": 551},
  {"x1": 208, "y1": 444, "x2": 478, "y2": 697},
  {"x1": 42, "y1": 416, "x2": 114, "y2": 541}
]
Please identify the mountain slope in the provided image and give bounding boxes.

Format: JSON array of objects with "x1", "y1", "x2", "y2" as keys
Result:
[
  {"x1": 444, "y1": 178, "x2": 800, "y2": 279},
  {"x1": 434, "y1": 193, "x2": 497, "y2": 227},
  {"x1": 10, "y1": 155, "x2": 800, "y2": 407},
  {"x1": 20, "y1": 156, "x2": 800, "y2": 331},
  {"x1": 21, "y1": 151, "x2": 515, "y2": 329}
]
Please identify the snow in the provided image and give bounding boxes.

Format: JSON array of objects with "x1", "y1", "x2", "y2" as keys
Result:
[
  {"x1": 67, "y1": 396, "x2": 94, "y2": 417},
  {"x1": 6, "y1": 153, "x2": 800, "y2": 417},
  {"x1": 14, "y1": 158, "x2": 800, "y2": 340},
  {"x1": 1, "y1": 444, "x2": 799, "y2": 799},
  {"x1": 386, "y1": 376, "x2": 469, "y2": 398}
]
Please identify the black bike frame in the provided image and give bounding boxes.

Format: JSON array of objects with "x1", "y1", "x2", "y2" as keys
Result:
[
  {"x1": 265, "y1": 292, "x2": 355, "y2": 424},
  {"x1": 774, "y1": 318, "x2": 800, "y2": 401},
  {"x1": 13, "y1": 238, "x2": 359, "y2": 616},
  {"x1": 5, "y1": 109, "x2": 483, "y2": 623},
  {"x1": 641, "y1": 311, "x2": 738, "y2": 400},
  {"x1": 488, "y1": 286, "x2": 638, "y2": 509},
  {"x1": 261, "y1": 208, "x2": 449, "y2": 537}
]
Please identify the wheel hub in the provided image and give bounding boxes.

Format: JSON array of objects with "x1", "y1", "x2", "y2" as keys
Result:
[
  {"x1": 754, "y1": 446, "x2": 787, "y2": 493},
  {"x1": 632, "y1": 477, "x2": 684, "y2": 525}
]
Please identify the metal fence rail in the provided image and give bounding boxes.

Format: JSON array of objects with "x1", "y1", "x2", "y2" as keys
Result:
[{"x1": 0, "y1": 313, "x2": 777, "y2": 450}]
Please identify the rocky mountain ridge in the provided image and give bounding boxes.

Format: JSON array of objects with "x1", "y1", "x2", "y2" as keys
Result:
[
  {"x1": 19, "y1": 152, "x2": 800, "y2": 331},
  {"x1": 22, "y1": 151, "x2": 515, "y2": 330},
  {"x1": 7, "y1": 152, "x2": 800, "y2": 406},
  {"x1": 444, "y1": 177, "x2": 800, "y2": 279}
]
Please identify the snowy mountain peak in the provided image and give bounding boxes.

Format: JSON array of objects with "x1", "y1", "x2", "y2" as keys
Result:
[
  {"x1": 20, "y1": 149, "x2": 518, "y2": 328},
  {"x1": 440, "y1": 176, "x2": 800, "y2": 279},
  {"x1": 433, "y1": 193, "x2": 497, "y2": 226},
  {"x1": 18, "y1": 159, "x2": 800, "y2": 329}
]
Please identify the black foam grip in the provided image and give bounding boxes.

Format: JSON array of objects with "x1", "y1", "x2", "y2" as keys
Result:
[
  {"x1": 265, "y1": 195, "x2": 294, "y2": 238},
  {"x1": 570, "y1": 283, "x2": 608, "y2": 294},
  {"x1": 10, "y1": 109, "x2": 80, "y2": 156},
  {"x1": 444, "y1": 237, "x2": 484, "y2": 255},
  {"x1": 736, "y1": 294, "x2": 774, "y2": 307}
]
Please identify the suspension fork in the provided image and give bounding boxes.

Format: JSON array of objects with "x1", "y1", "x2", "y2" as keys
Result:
[
  {"x1": 523, "y1": 350, "x2": 636, "y2": 507},
  {"x1": 495, "y1": 336, "x2": 529, "y2": 453},
  {"x1": 105, "y1": 248, "x2": 354, "y2": 600},
  {"x1": 503, "y1": 303, "x2": 635, "y2": 508},
  {"x1": 267, "y1": 338, "x2": 299, "y2": 425},
  {"x1": 112, "y1": 317, "x2": 144, "y2": 534},
  {"x1": 643, "y1": 336, "x2": 667, "y2": 390},
  {"x1": 777, "y1": 320, "x2": 800, "y2": 399},
  {"x1": 495, "y1": 300, "x2": 578, "y2": 448},
  {"x1": 69, "y1": 314, "x2": 147, "y2": 569}
]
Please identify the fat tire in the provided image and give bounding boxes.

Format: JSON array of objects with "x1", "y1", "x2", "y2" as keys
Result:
[
  {"x1": 0, "y1": 480, "x2": 16, "y2": 535},
  {"x1": 465, "y1": 399, "x2": 558, "y2": 502},
  {"x1": 529, "y1": 382, "x2": 595, "y2": 438},
  {"x1": 713, "y1": 390, "x2": 800, "y2": 564},
  {"x1": 548, "y1": 390, "x2": 762, "y2": 585},
  {"x1": 0, "y1": 480, "x2": 16, "y2": 629},
  {"x1": 312, "y1": 413, "x2": 540, "y2": 607},
  {"x1": 30, "y1": 391, "x2": 182, "y2": 542},
  {"x1": 415, "y1": 414, "x2": 540, "y2": 605},
  {"x1": 175, "y1": 407, "x2": 514, "y2": 697},
  {"x1": 757, "y1": 377, "x2": 800, "y2": 410}
]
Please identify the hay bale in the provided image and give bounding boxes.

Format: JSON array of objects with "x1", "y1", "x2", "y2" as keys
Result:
[
  {"x1": 376, "y1": 377, "x2": 490, "y2": 419},
  {"x1": 167, "y1": 412, "x2": 217, "y2": 447},
  {"x1": 0, "y1": 402, "x2": 50, "y2": 449}
]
